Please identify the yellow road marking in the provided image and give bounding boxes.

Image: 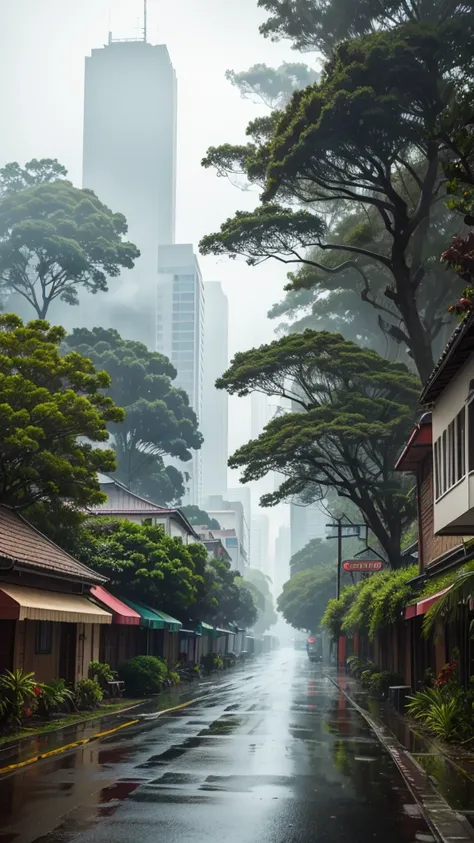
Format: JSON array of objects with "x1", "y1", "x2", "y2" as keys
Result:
[{"x1": 0, "y1": 696, "x2": 202, "y2": 776}]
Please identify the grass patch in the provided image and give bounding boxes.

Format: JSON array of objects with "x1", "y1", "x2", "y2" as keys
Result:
[{"x1": 0, "y1": 699, "x2": 145, "y2": 747}]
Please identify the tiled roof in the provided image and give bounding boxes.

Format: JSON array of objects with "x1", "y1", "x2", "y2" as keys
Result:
[
  {"x1": 0, "y1": 506, "x2": 105, "y2": 584},
  {"x1": 421, "y1": 313, "x2": 474, "y2": 404}
]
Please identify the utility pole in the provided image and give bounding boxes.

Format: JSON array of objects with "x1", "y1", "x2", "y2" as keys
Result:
[
  {"x1": 326, "y1": 518, "x2": 368, "y2": 600},
  {"x1": 143, "y1": 0, "x2": 148, "y2": 42}
]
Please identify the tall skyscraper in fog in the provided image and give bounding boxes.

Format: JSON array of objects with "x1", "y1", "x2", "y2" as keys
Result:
[
  {"x1": 157, "y1": 244, "x2": 205, "y2": 504},
  {"x1": 81, "y1": 34, "x2": 177, "y2": 347},
  {"x1": 201, "y1": 282, "x2": 228, "y2": 500}
]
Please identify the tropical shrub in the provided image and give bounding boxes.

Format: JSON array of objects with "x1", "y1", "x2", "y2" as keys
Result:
[
  {"x1": 119, "y1": 655, "x2": 168, "y2": 696},
  {"x1": 88, "y1": 661, "x2": 116, "y2": 690},
  {"x1": 201, "y1": 654, "x2": 224, "y2": 674},
  {"x1": 75, "y1": 678, "x2": 103, "y2": 710},
  {"x1": 368, "y1": 671, "x2": 403, "y2": 699},
  {"x1": 0, "y1": 670, "x2": 37, "y2": 731},
  {"x1": 36, "y1": 680, "x2": 75, "y2": 719},
  {"x1": 168, "y1": 671, "x2": 181, "y2": 686}
]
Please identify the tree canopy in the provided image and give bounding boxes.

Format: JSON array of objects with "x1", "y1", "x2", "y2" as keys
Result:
[
  {"x1": 181, "y1": 505, "x2": 221, "y2": 531},
  {"x1": 0, "y1": 160, "x2": 139, "y2": 319},
  {"x1": 201, "y1": 20, "x2": 474, "y2": 380},
  {"x1": 0, "y1": 313, "x2": 123, "y2": 513},
  {"x1": 65, "y1": 327, "x2": 202, "y2": 505},
  {"x1": 290, "y1": 537, "x2": 334, "y2": 576},
  {"x1": 226, "y1": 62, "x2": 319, "y2": 109},
  {"x1": 78, "y1": 518, "x2": 203, "y2": 617},
  {"x1": 244, "y1": 568, "x2": 278, "y2": 633},
  {"x1": 257, "y1": 0, "x2": 474, "y2": 55},
  {"x1": 278, "y1": 565, "x2": 336, "y2": 630},
  {"x1": 218, "y1": 331, "x2": 419, "y2": 567}
]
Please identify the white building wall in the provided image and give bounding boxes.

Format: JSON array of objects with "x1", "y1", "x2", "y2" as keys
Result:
[{"x1": 201, "y1": 282, "x2": 229, "y2": 499}]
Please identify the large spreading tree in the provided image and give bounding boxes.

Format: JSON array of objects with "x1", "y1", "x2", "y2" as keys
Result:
[
  {"x1": 217, "y1": 331, "x2": 419, "y2": 568},
  {"x1": 201, "y1": 13, "x2": 474, "y2": 381},
  {"x1": 65, "y1": 327, "x2": 202, "y2": 505},
  {"x1": 0, "y1": 313, "x2": 123, "y2": 514},
  {"x1": 0, "y1": 158, "x2": 139, "y2": 319},
  {"x1": 278, "y1": 565, "x2": 336, "y2": 630}
]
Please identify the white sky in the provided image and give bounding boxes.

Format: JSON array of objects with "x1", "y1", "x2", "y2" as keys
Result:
[{"x1": 0, "y1": 0, "x2": 305, "y2": 537}]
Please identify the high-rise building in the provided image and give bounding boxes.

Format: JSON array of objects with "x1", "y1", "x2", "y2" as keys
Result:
[
  {"x1": 290, "y1": 503, "x2": 327, "y2": 558},
  {"x1": 274, "y1": 524, "x2": 291, "y2": 596},
  {"x1": 80, "y1": 34, "x2": 177, "y2": 347},
  {"x1": 250, "y1": 514, "x2": 270, "y2": 574},
  {"x1": 226, "y1": 486, "x2": 251, "y2": 557},
  {"x1": 157, "y1": 244, "x2": 205, "y2": 504},
  {"x1": 201, "y1": 282, "x2": 228, "y2": 500}
]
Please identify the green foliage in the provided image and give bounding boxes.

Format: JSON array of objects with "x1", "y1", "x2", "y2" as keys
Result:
[
  {"x1": 168, "y1": 671, "x2": 181, "y2": 686},
  {"x1": 226, "y1": 62, "x2": 319, "y2": 109},
  {"x1": 77, "y1": 518, "x2": 202, "y2": 618},
  {"x1": 244, "y1": 568, "x2": 277, "y2": 634},
  {"x1": 342, "y1": 566, "x2": 417, "y2": 639},
  {"x1": 74, "y1": 678, "x2": 103, "y2": 710},
  {"x1": 181, "y1": 505, "x2": 221, "y2": 530},
  {"x1": 0, "y1": 314, "x2": 123, "y2": 515},
  {"x1": 36, "y1": 680, "x2": 75, "y2": 719},
  {"x1": 65, "y1": 328, "x2": 202, "y2": 506},
  {"x1": 0, "y1": 669, "x2": 37, "y2": 731},
  {"x1": 201, "y1": 654, "x2": 224, "y2": 674},
  {"x1": 278, "y1": 564, "x2": 336, "y2": 630},
  {"x1": 219, "y1": 331, "x2": 418, "y2": 567},
  {"x1": 201, "y1": 16, "x2": 474, "y2": 380},
  {"x1": 88, "y1": 661, "x2": 116, "y2": 690},
  {"x1": 322, "y1": 584, "x2": 358, "y2": 638},
  {"x1": 256, "y1": 0, "x2": 474, "y2": 54},
  {"x1": 119, "y1": 656, "x2": 168, "y2": 696},
  {"x1": 0, "y1": 161, "x2": 139, "y2": 319},
  {"x1": 407, "y1": 687, "x2": 467, "y2": 741},
  {"x1": 290, "y1": 538, "x2": 334, "y2": 575},
  {"x1": 369, "y1": 671, "x2": 403, "y2": 699},
  {"x1": 421, "y1": 563, "x2": 474, "y2": 636}
]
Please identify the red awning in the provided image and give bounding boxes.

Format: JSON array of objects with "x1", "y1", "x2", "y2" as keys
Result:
[
  {"x1": 91, "y1": 586, "x2": 141, "y2": 626},
  {"x1": 404, "y1": 587, "x2": 451, "y2": 620}
]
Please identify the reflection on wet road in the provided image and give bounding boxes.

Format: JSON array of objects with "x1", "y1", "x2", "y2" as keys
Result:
[{"x1": 0, "y1": 651, "x2": 434, "y2": 843}]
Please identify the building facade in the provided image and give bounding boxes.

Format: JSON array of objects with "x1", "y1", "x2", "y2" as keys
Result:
[
  {"x1": 157, "y1": 244, "x2": 205, "y2": 504},
  {"x1": 251, "y1": 514, "x2": 270, "y2": 574},
  {"x1": 201, "y1": 282, "x2": 229, "y2": 500},
  {"x1": 80, "y1": 36, "x2": 177, "y2": 348}
]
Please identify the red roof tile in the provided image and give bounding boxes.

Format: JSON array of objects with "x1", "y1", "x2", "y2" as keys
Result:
[{"x1": 0, "y1": 506, "x2": 105, "y2": 584}]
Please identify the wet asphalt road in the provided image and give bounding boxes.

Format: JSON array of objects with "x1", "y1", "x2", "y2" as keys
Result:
[{"x1": 0, "y1": 650, "x2": 434, "y2": 843}]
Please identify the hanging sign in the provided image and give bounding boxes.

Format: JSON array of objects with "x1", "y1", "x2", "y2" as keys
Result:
[{"x1": 343, "y1": 559, "x2": 383, "y2": 572}]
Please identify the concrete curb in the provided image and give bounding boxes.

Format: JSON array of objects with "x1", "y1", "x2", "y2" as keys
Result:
[{"x1": 326, "y1": 674, "x2": 474, "y2": 843}]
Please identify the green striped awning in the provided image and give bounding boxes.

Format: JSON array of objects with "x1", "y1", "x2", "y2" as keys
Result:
[
  {"x1": 152, "y1": 610, "x2": 182, "y2": 632},
  {"x1": 118, "y1": 597, "x2": 181, "y2": 631}
]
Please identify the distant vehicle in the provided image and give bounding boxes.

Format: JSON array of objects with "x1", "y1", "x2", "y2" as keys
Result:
[
  {"x1": 293, "y1": 637, "x2": 307, "y2": 651},
  {"x1": 306, "y1": 634, "x2": 323, "y2": 663}
]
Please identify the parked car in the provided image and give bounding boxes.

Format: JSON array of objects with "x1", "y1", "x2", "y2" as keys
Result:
[{"x1": 306, "y1": 634, "x2": 323, "y2": 663}]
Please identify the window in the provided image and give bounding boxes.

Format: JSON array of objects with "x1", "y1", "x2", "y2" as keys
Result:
[
  {"x1": 35, "y1": 621, "x2": 53, "y2": 655},
  {"x1": 469, "y1": 401, "x2": 474, "y2": 472},
  {"x1": 434, "y1": 408, "x2": 468, "y2": 499},
  {"x1": 457, "y1": 408, "x2": 466, "y2": 478},
  {"x1": 142, "y1": 518, "x2": 152, "y2": 526}
]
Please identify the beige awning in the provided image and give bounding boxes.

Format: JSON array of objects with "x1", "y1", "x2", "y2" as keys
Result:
[{"x1": 0, "y1": 584, "x2": 112, "y2": 624}]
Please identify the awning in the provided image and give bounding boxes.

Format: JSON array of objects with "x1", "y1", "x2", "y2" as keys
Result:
[
  {"x1": 91, "y1": 586, "x2": 140, "y2": 626},
  {"x1": 216, "y1": 627, "x2": 236, "y2": 635},
  {"x1": 0, "y1": 584, "x2": 112, "y2": 624},
  {"x1": 200, "y1": 622, "x2": 214, "y2": 632},
  {"x1": 118, "y1": 597, "x2": 181, "y2": 631},
  {"x1": 118, "y1": 597, "x2": 166, "y2": 629},
  {"x1": 180, "y1": 628, "x2": 202, "y2": 637},
  {"x1": 153, "y1": 610, "x2": 182, "y2": 632},
  {"x1": 404, "y1": 587, "x2": 451, "y2": 619}
]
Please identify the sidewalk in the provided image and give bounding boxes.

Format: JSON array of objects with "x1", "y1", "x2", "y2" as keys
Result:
[{"x1": 329, "y1": 671, "x2": 474, "y2": 840}]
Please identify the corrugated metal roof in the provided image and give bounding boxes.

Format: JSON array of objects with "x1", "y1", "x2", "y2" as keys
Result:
[{"x1": 0, "y1": 506, "x2": 105, "y2": 584}]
